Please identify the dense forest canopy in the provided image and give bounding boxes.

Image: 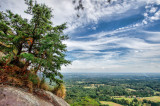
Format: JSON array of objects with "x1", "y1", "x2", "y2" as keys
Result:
[{"x1": 64, "y1": 73, "x2": 160, "y2": 106}]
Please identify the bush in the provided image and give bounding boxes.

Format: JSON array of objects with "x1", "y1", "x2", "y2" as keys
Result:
[{"x1": 52, "y1": 84, "x2": 66, "y2": 99}]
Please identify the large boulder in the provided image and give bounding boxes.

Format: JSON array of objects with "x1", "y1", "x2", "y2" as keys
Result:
[{"x1": 0, "y1": 85, "x2": 70, "y2": 106}]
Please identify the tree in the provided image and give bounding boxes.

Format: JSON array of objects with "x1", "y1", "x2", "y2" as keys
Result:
[
  {"x1": 71, "y1": 96, "x2": 100, "y2": 106},
  {"x1": 0, "y1": 0, "x2": 70, "y2": 86}
]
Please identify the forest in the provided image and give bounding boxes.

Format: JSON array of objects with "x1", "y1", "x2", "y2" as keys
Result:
[{"x1": 64, "y1": 73, "x2": 160, "y2": 106}]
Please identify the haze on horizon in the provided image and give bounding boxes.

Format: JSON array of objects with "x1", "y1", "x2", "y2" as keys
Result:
[{"x1": 1, "y1": 0, "x2": 160, "y2": 73}]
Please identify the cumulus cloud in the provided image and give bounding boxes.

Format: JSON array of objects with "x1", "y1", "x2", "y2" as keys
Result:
[
  {"x1": 149, "y1": 7, "x2": 157, "y2": 13},
  {"x1": 143, "y1": 1, "x2": 160, "y2": 24},
  {"x1": 150, "y1": 10, "x2": 160, "y2": 21}
]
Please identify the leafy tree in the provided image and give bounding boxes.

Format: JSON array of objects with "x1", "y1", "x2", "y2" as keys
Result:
[
  {"x1": 0, "y1": 0, "x2": 70, "y2": 85},
  {"x1": 71, "y1": 96, "x2": 100, "y2": 106},
  {"x1": 133, "y1": 98, "x2": 138, "y2": 102}
]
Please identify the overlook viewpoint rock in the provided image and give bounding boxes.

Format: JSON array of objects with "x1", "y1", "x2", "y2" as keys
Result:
[{"x1": 0, "y1": 85, "x2": 69, "y2": 106}]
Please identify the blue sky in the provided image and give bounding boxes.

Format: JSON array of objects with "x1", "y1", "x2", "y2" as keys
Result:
[{"x1": 1, "y1": 0, "x2": 160, "y2": 73}]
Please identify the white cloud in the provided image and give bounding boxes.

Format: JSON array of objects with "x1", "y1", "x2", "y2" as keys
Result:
[
  {"x1": 149, "y1": 7, "x2": 157, "y2": 13},
  {"x1": 62, "y1": 50, "x2": 160, "y2": 73},
  {"x1": 63, "y1": 29, "x2": 160, "y2": 73},
  {"x1": 1, "y1": 0, "x2": 160, "y2": 32},
  {"x1": 143, "y1": 1, "x2": 160, "y2": 23},
  {"x1": 143, "y1": 31, "x2": 160, "y2": 42},
  {"x1": 66, "y1": 34, "x2": 160, "y2": 52},
  {"x1": 64, "y1": 36, "x2": 124, "y2": 51},
  {"x1": 0, "y1": 0, "x2": 75, "y2": 26},
  {"x1": 78, "y1": 22, "x2": 144, "y2": 39},
  {"x1": 150, "y1": 10, "x2": 160, "y2": 21},
  {"x1": 144, "y1": 13, "x2": 148, "y2": 17},
  {"x1": 142, "y1": 20, "x2": 148, "y2": 24},
  {"x1": 66, "y1": 0, "x2": 148, "y2": 32}
]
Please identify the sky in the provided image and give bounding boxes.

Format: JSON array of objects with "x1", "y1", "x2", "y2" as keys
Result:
[{"x1": 1, "y1": 0, "x2": 160, "y2": 73}]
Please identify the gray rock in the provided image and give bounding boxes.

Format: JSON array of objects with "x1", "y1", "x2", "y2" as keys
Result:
[{"x1": 0, "y1": 85, "x2": 70, "y2": 106}]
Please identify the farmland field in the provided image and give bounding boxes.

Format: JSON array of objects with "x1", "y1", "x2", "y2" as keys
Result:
[{"x1": 140, "y1": 96, "x2": 160, "y2": 103}]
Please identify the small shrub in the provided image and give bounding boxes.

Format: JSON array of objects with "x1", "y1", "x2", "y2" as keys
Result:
[
  {"x1": 7, "y1": 76, "x2": 23, "y2": 86},
  {"x1": 40, "y1": 78, "x2": 50, "y2": 90},
  {"x1": 28, "y1": 73, "x2": 40, "y2": 87},
  {"x1": 52, "y1": 84, "x2": 66, "y2": 99}
]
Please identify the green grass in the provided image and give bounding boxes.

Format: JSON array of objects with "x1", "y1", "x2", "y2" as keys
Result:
[
  {"x1": 113, "y1": 96, "x2": 160, "y2": 104},
  {"x1": 114, "y1": 97, "x2": 134, "y2": 102},
  {"x1": 100, "y1": 101, "x2": 123, "y2": 106},
  {"x1": 76, "y1": 81, "x2": 84, "y2": 84},
  {"x1": 141, "y1": 96, "x2": 160, "y2": 103},
  {"x1": 154, "y1": 91, "x2": 160, "y2": 95},
  {"x1": 126, "y1": 88, "x2": 136, "y2": 92},
  {"x1": 83, "y1": 86, "x2": 96, "y2": 89},
  {"x1": 143, "y1": 103, "x2": 151, "y2": 106}
]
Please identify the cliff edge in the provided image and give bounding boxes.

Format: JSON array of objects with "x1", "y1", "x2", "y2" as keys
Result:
[{"x1": 0, "y1": 85, "x2": 69, "y2": 106}]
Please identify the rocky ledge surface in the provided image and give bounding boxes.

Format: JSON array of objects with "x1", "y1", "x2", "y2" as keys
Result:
[{"x1": 0, "y1": 85, "x2": 69, "y2": 106}]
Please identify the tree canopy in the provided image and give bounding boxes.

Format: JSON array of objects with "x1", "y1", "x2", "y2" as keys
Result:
[{"x1": 0, "y1": 0, "x2": 70, "y2": 86}]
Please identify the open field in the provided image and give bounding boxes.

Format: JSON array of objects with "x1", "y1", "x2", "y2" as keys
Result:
[
  {"x1": 143, "y1": 103, "x2": 151, "y2": 106},
  {"x1": 83, "y1": 85, "x2": 97, "y2": 89},
  {"x1": 139, "y1": 96, "x2": 160, "y2": 103},
  {"x1": 126, "y1": 88, "x2": 136, "y2": 92},
  {"x1": 114, "y1": 97, "x2": 134, "y2": 102},
  {"x1": 100, "y1": 101, "x2": 123, "y2": 106},
  {"x1": 154, "y1": 91, "x2": 160, "y2": 95},
  {"x1": 114, "y1": 96, "x2": 160, "y2": 103},
  {"x1": 83, "y1": 86, "x2": 96, "y2": 89}
]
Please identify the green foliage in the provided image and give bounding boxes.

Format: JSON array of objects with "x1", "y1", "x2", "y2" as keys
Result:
[
  {"x1": 28, "y1": 73, "x2": 39, "y2": 85},
  {"x1": 71, "y1": 96, "x2": 100, "y2": 106},
  {"x1": 52, "y1": 83, "x2": 66, "y2": 99},
  {"x1": 0, "y1": 0, "x2": 70, "y2": 86},
  {"x1": 64, "y1": 73, "x2": 160, "y2": 105}
]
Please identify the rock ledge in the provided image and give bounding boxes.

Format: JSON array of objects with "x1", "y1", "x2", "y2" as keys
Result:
[{"x1": 0, "y1": 85, "x2": 69, "y2": 106}]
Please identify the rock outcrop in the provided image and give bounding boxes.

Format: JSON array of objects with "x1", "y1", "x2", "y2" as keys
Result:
[{"x1": 0, "y1": 85, "x2": 69, "y2": 106}]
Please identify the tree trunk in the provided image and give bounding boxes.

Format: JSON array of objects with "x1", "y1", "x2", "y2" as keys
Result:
[
  {"x1": 35, "y1": 64, "x2": 41, "y2": 74},
  {"x1": 22, "y1": 61, "x2": 30, "y2": 73}
]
